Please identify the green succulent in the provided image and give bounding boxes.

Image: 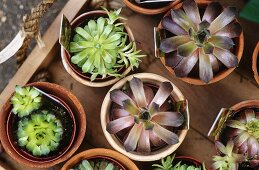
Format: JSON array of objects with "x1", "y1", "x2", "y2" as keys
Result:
[
  {"x1": 17, "y1": 110, "x2": 63, "y2": 156},
  {"x1": 71, "y1": 160, "x2": 120, "y2": 170},
  {"x1": 153, "y1": 155, "x2": 206, "y2": 170},
  {"x1": 11, "y1": 86, "x2": 42, "y2": 117},
  {"x1": 69, "y1": 8, "x2": 145, "y2": 81}
]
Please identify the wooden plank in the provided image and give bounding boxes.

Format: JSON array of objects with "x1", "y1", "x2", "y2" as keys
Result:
[{"x1": 0, "y1": 0, "x2": 89, "y2": 107}]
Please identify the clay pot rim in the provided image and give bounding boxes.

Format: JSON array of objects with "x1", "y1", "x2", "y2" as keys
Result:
[
  {"x1": 123, "y1": 0, "x2": 182, "y2": 15},
  {"x1": 101, "y1": 73, "x2": 189, "y2": 161},
  {"x1": 174, "y1": 156, "x2": 205, "y2": 167},
  {"x1": 61, "y1": 10, "x2": 133, "y2": 87},
  {"x1": 0, "y1": 82, "x2": 87, "y2": 168},
  {"x1": 6, "y1": 91, "x2": 76, "y2": 163},
  {"x1": 61, "y1": 148, "x2": 139, "y2": 170},
  {"x1": 252, "y1": 42, "x2": 259, "y2": 85},
  {"x1": 214, "y1": 100, "x2": 259, "y2": 142},
  {"x1": 158, "y1": 0, "x2": 244, "y2": 85}
]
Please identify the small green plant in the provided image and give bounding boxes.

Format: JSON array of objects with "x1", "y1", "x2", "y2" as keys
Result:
[
  {"x1": 11, "y1": 86, "x2": 42, "y2": 117},
  {"x1": 71, "y1": 159, "x2": 119, "y2": 170},
  {"x1": 69, "y1": 8, "x2": 145, "y2": 81},
  {"x1": 17, "y1": 110, "x2": 63, "y2": 156},
  {"x1": 107, "y1": 77, "x2": 186, "y2": 152},
  {"x1": 158, "y1": 0, "x2": 242, "y2": 83},
  {"x1": 153, "y1": 155, "x2": 206, "y2": 170},
  {"x1": 212, "y1": 141, "x2": 245, "y2": 170}
]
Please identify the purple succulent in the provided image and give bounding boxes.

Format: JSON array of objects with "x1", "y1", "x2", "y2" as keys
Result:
[
  {"x1": 106, "y1": 77, "x2": 186, "y2": 153},
  {"x1": 159, "y1": 0, "x2": 242, "y2": 83},
  {"x1": 227, "y1": 109, "x2": 259, "y2": 160}
]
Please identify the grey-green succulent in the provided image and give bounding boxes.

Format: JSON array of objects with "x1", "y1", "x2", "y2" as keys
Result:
[
  {"x1": 153, "y1": 155, "x2": 206, "y2": 170},
  {"x1": 11, "y1": 86, "x2": 42, "y2": 117},
  {"x1": 70, "y1": 160, "x2": 121, "y2": 170},
  {"x1": 17, "y1": 110, "x2": 63, "y2": 156},
  {"x1": 69, "y1": 8, "x2": 145, "y2": 81}
]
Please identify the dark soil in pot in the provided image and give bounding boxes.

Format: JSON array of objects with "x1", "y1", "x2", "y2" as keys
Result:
[
  {"x1": 7, "y1": 91, "x2": 76, "y2": 162},
  {"x1": 64, "y1": 11, "x2": 128, "y2": 82},
  {"x1": 110, "y1": 82, "x2": 184, "y2": 153}
]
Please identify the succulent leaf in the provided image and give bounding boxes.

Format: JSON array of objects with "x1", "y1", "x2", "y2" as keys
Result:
[
  {"x1": 70, "y1": 8, "x2": 145, "y2": 81},
  {"x1": 107, "y1": 77, "x2": 185, "y2": 152},
  {"x1": 17, "y1": 110, "x2": 63, "y2": 156},
  {"x1": 71, "y1": 160, "x2": 118, "y2": 170},
  {"x1": 11, "y1": 86, "x2": 42, "y2": 118},
  {"x1": 159, "y1": 0, "x2": 241, "y2": 83}
]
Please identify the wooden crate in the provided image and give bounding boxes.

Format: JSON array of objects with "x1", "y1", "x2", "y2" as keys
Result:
[{"x1": 0, "y1": 0, "x2": 258, "y2": 169}]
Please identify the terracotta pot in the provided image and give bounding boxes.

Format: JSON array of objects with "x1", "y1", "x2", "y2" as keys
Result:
[
  {"x1": 0, "y1": 82, "x2": 86, "y2": 168},
  {"x1": 158, "y1": 0, "x2": 244, "y2": 85},
  {"x1": 61, "y1": 148, "x2": 139, "y2": 170},
  {"x1": 61, "y1": 10, "x2": 133, "y2": 87},
  {"x1": 252, "y1": 42, "x2": 259, "y2": 85},
  {"x1": 214, "y1": 100, "x2": 259, "y2": 142},
  {"x1": 123, "y1": 0, "x2": 182, "y2": 15},
  {"x1": 101, "y1": 73, "x2": 189, "y2": 161}
]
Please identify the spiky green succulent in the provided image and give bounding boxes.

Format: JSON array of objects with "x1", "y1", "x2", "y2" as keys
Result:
[
  {"x1": 69, "y1": 8, "x2": 145, "y2": 81},
  {"x1": 107, "y1": 77, "x2": 186, "y2": 152},
  {"x1": 71, "y1": 160, "x2": 120, "y2": 170},
  {"x1": 153, "y1": 155, "x2": 206, "y2": 170},
  {"x1": 11, "y1": 86, "x2": 42, "y2": 117},
  {"x1": 17, "y1": 110, "x2": 63, "y2": 156},
  {"x1": 158, "y1": 0, "x2": 242, "y2": 83},
  {"x1": 212, "y1": 141, "x2": 245, "y2": 170}
]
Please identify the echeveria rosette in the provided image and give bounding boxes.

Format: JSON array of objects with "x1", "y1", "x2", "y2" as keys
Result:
[
  {"x1": 159, "y1": 0, "x2": 242, "y2": 83},
  {"x1": 107, "y1": 77, "x2": 185, "y2": 153},
  {"x1": 69, "y1": 8, "x2": 145, "y2": 81},
  {"x1": 212, "y1": 141, "x2": 245, "y2": 170},
  {"x1": 153, "y1": 155, "x2": 206, "y2": 170},
  {"x1": 11, "y1": 86, "x2": 42, "y2": 118},
  {"x1": 71, "y1": 160, "x2": 117, "y2": 170},
  {"x1": 226, "y1": 109, "x2": 259, "y2": 162},
  {"x1": 17, "y1": 110, "x2": 63, "y2": 156}
]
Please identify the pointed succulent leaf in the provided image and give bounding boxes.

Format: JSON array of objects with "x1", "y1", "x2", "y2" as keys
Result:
[
  {"x1": 215, "y1": 22, "x2": 242, "y2": 38},
  {"x1": 112, "y1": 109, "x2": 130, "y2": 119},
  {"x1": 213, "y1": 47, "x2": 238, "y2": 68},
  {"x1": 137, "y1": 129, "x2": 151, "y2": 153},
  {"x1": 183, "y1": 0, "x2": 201, "y2": 26},
  {"x1": 177, "y1": 41, "x2": 198, "y2": 57},
  {"x1": 153, "y1": 123, "x2": 179, "y2": 145},
  {"x1": 171, "y1": 9, "x2": 197, "y2": 32},
  {"x1": 129, "y1": 77, "x2": 147, "y2": 108},
  {"x1": 160, "y1": 36, "x2": 191, "y2": 53},
  {"x1": 144, "y1": 85, "x2": 154, "y2": 106},
  {"x1": 202, "y1": 2, "x2": 223, "y2": 23},
  {"x1": 199, "y1": 49, "x2": 213, "y2": 83},
  {"x1": 150, "y1": 82, "x2": 173, "y2": 107},
  {"x1": 209, "y1": 36, "x2": 234, "y2": 50},
  {"x1": 124, "y1": 123, "x2": 143, "y2": 152},
  {"x1": 151, "y1": 112, "x2": 184, "y2": 127},
  {"x1": 209, "y1": 54, "x2": 220, "y2": 73},
  {"x1": 106, "y1": 116, "x2": 135, "y2": 134},
  {"x1": 162, "y1": 16, "x2": 187, "y2": 35},
  {"x1": 110, "y1": 89, "x2": 131, "y2": 106},
  {"x1": 122, "y1": 99, "x2": 140, "y2": 115},
  {"x1": 149, "y1": 131, "x2": 164, "y2": 147},
  {"x1": 165, "y1": 51, "x2": 183, "y2": 68}
]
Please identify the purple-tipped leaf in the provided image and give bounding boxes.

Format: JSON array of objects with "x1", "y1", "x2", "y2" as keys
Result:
[
  {"x1": 124, "y1": 123, "x2": 143, "y2": 152},
  {"x1": 183, "y1": 0, "x2": 201, "y2": 26},
  {"x1": 106, "y1": 116, "x2": 135, "y2": 134},
  {"x1": 239, "y1": 140, "x2": 248, "y2": 154},
  {"x1": 112, "y1": 109, "x2": 130, "y2": 119},
  {"x1": 162, "y1": 16, "x2": 187, "y2": 35},
  {"x1": 151, "y1": 112, "x2": 184, "y2": 127},
  {"x1": 137, "y1": 129, "x2": 151, "y2": 153},
  {"x1": 110, "y1": 89, "x2": 131, "y2": 106},
  {"x1": 144, "y1": 85, "x2": 154, "y2": 106},
  {"x1": 227, "y1": 120, "x2": 246, "y2": 130},
  {"x1": 215, "y1": 22, "x2": 242, "y2": 38},
  {"x1": 209, "y1": 7, "x2": 237, "y2": 34},
  {"x1": 122, "y1": 99, "x2": 140, "y2": 115},
  {"x1": 199, "y1": 49, "x2": 213, "y2": 83},
  {"x1": 149, "y1": 130, "x2": 164, "y2": 147},
  {"x1": 234, "y1": 132, "x2": 250, "y2": 147},
  {"x1": 129, "y1": 77, "x2": 147, "y2": 108},
  {"x1": 245, "y1": 109, "x2": 256, "y2": 122},
  {"x1": 202, "y1": 2, "x2": 223, "y2": 23},
  {"x1": 209, "y1": 36, "x2": 234, "y2": 50},
  {"x1": 171, "y1": 9, "x2": 197, "y2": 32},
  {"x1": 153, "y1": 123, "x2": 179, "y2": 145},
  {"x1": 160, "y1": 36, "x2": 191, "y2": 53},
  {"x1": 247, "y1": 137, "x2": 259, "y2": 157},
  {"x1": 149, "y1": 102, "x2": 160, "y2": 115},
  {"x1": 150, "y1": 82, "x2": 173, "y2": 107},
  {"x1": 174, "y1": 50, "x2": 198, "y2": 77},
  {"x1": 215, "y1": 141, "x2": 227, "y2": 155},
  {"x1": 213, "y1": 47, "x2": 238, "y2": 68},
  {"x1": 209, "y1": 54, "x2": 220, "y2": 73},
  {"x1": 177, "y1": 41, "x2": 198, "y2": 57},
  {"x1": 165, "y1": 51, "x2": 183, "y2": 68}
]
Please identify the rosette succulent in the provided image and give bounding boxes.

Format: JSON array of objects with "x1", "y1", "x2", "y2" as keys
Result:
[
  {"x1": 153, "y1": 155, "x2": 206, "y2": 170},
  {"x1": 69, "y1": 8, "x2": 145, "y2": 81},
  {"x1": 212, "y1": 141, "x2": 245, "y2": 170},
  {"x1": 11, "y1": 86, "x2": 42, "y2": 117},
  {"x1": 158, "y1": 0, "x2": 242, "y2": 83},
  {"x1": 71, "y1": 160, "x2": 120, "y2": 170},
  {"x1": 226, "y1": 109, "x2": 259, "y2": 161},
  {"x1": 17, "y1": 110, "x2": 63, "y2": 156},
  {"x1": 106, "y1": 77, "x2": 186, "y2": 152}
]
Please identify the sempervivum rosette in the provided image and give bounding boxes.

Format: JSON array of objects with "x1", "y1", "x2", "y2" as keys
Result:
[
  {"x1": 227, "y1": 109, "x2": 259, "y2": 163},
  {"x1": 106, "y1": 77, "x2": 186, "y2": 153},
  {"x1": 159, "y1": 0, "x2": 242, "y2": 83}
]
